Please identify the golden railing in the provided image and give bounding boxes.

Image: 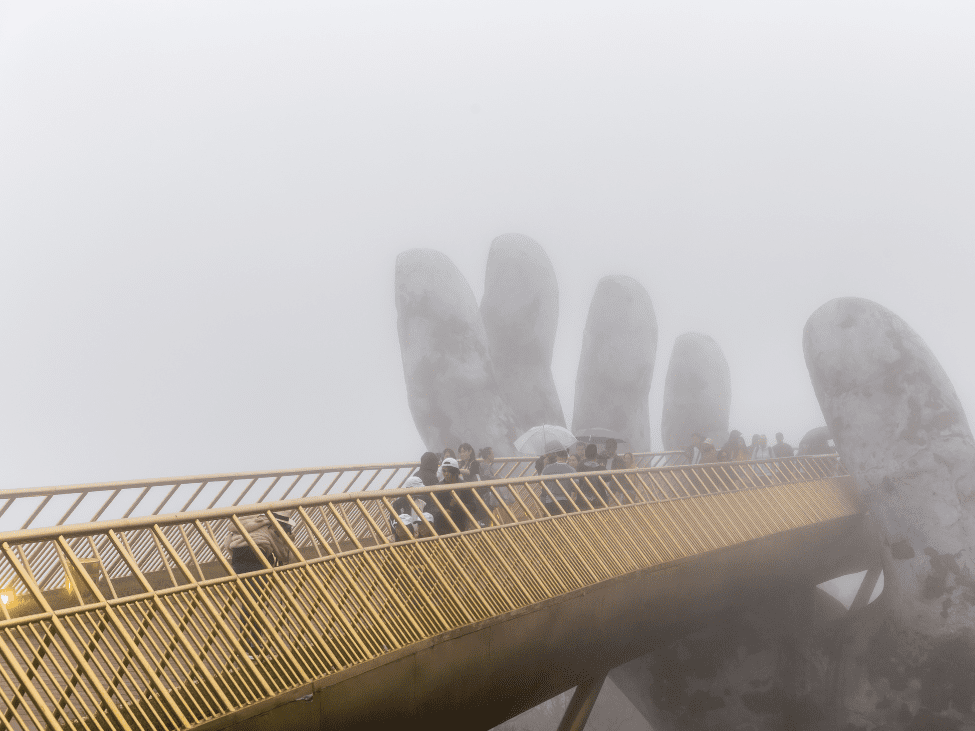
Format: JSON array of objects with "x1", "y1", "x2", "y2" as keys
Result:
[
  {"x1": 0, "y1": 452, "x2": 685, "y2": 532},
  {"x1": 0, "y1": 455, "x2": 852, "y2": 731}
]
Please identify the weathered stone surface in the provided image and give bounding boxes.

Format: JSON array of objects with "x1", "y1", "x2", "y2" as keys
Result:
[
  {"x1": 660, "y1": 333, "x2": 731, "y2": 451},
  {"x1": 803, "y1": 296, "x2": 975, "y2": 728},
  {"x1": 571, "y1": 276, "x2": 657, "y2": 451},
  {"x1": 395, "y1": 249, "x2": 518, "y2": 455},
  {"x1": 613, "y1": 587, "x2": 846, "y2": 731},
  {"x1": 480, "y1": 233, "x2": 565, "y2": 432}
]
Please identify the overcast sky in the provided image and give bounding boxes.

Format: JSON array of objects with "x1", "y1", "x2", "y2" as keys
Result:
[{"x1": 1, "y1": 1, "x2": 973, "y2": 489}]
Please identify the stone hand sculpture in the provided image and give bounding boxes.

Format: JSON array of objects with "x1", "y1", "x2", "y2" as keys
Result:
[
  {"x1": 572, "y1": 275, "x2": 658, "y2": 452},
  {"x1": 660, "y1": 332, "x2": 732, "y2": 451},
  {"x1": 616, "y1": 296, "x2": 975, "y2": 730},
  {"x1": 395, "y1": 248, "x2": 520, "y2": 454},
  {"x1": 395, "y1": 236, "x2": 660, "y2": 454},
  {"x1": 480, "y1": 233, "x2": 565, "y2": 432},
  {"x1": 804, "y1": 297, "x2": 975, "y2": 729}
]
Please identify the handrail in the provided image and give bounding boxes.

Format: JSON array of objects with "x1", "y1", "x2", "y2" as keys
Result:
[
  {"x1": 0, "y1": 454, "x2": 851, "y2": 731},
  {"x1": 0, "y1": 451, "x2": 686, "y2": 532},
  {"x1": 0, "y1": 454, "x2": 841, "y2": 604}
]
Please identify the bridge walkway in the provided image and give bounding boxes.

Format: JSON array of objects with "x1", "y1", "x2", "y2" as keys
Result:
[{"x1": 0, "y1": 455, "x2": 861, "y2": 730}]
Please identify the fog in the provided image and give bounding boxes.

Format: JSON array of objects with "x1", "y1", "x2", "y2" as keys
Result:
[{"x1": 1, "y1": 1, "x2": 973, "y2": 489}]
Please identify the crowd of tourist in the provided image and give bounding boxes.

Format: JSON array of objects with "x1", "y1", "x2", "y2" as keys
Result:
[
  {"x1": 228, "y1": 430, "x2": 834, "y2": 571},
  {"x1": 683, "y1": 430, "x2": 830, "y2": 465}
]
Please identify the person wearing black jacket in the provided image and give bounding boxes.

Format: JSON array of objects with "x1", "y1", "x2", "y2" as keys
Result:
[
  {"x1": 414, "y1": 451, "x2": 440, "y2": 486},
  {"x1": 435, "y1": 457, "x2": 488, "y2": 532}
]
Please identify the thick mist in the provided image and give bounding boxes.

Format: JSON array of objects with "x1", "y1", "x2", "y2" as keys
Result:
[{"x1": 1, "y1": 1, "x2": 973, "y2": 489}]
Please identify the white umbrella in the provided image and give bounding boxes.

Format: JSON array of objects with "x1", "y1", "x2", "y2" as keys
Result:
[
  {"x1": 514, "y1": 425, "x2": 579, "y2": 456},
  {"x1": 575, "y1": 427, "x2": 627, "y2": 445}
]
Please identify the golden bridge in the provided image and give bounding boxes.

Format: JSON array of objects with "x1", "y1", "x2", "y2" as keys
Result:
[{"x1": 0, "y1": 451, "x2": 870, "y2": 731}]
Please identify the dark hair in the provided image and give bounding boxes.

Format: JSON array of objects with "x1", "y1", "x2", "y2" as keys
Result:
[
  {"x1": 555, "y1": 449, "x2": 568, "y2": 459},
  {"x1": 458, "y1": 442, "x2": 474, "y2": 454},
  {"x1": 606, "y1": 438, "x2": 617, "y2": 450},
  {"x1": 585, "y1": 443, "x2": 598, "y2": 459},
  {"x1": 776, "y1": 432, "x2": 784, "y2": 440},
  {"x1": 420, "y1": 452, "x2": 439, "y2": 470},
  {"x1": 478, "y1": 446, "x2": 493, "y2": 459},
  {"x1": 442, "y1": 448, "x2": 455, "y2": 459}
]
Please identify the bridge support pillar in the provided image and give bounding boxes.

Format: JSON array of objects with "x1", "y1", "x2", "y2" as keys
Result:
[{"x1": 556, "y1": 673, "x2": 607, "y2": 731}]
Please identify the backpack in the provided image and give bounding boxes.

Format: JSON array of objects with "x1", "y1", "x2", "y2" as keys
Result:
[{"x1": 225, "y1": 514, "x2": 295, "y2": 567}]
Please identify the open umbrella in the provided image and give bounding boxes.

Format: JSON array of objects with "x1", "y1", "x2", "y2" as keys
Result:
[
  {"x1": 575, "y1": 427, "x2": 627, "y2": 445},
  {"x1": 514, "y1": 425, "x2": 579, "y2": 456}
]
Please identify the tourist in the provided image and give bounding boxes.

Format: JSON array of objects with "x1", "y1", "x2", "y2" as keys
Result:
[
  {"x1": 603, "y1": 438, "x2": 622, "y2": 469},
  {"x1": 390, "y1": 475, "x2": 436, "y2": 540},
  {"x1": 478, "y1": 447, "x2": 496, "y2": 479},
  {"x1": 415, "y1": 452, "x2": 440, "y2": 486},
  {"x1": 568, "y1": 453, "x2": 580, "y2": 471},
  {"x1": 579, "y1": 443, "x2": 608, "y2": 505},
  {"x1": 226, "y1": 510, "x2": 296, "y2": 573},
  {"x1": 721, "y1": 430, "x2": 748, "y2": 461},
  {"x1": 685, "y1": 433, "x2": 703, "y2": 465},
  {"x1": 772, "y1": 432, "x2": 795, "y2": 458},
  {"x1": 458, "y1": 442, "x2": 480, "y2": 481},
  {"x1": 618, "y1": 452, "x2": 639, "y2": 502},
  {"x1": 573, "y1": 442, "x2": 587, "y2": 465},
  {"x1": 535, "y1": 453, "x2": 551, "y2": 475},
  {"x1": 440, "y1": 457, "x2": 490, "y2": 530},
  {"x1": 749, "y1": 435, "x2": 774, "y2": 484},
  {"x1": 540, "y1": 449, "x2": 578, "y2": 515},
  {"x1": 750, "y1": 435, "x2": 773, "y2": 461},
  {"x1": 436, "y1": 447, "x2": 457, "y2": 482},
  {"x1": 700, "y1": 439, "x2": 718, "y2": 463}
]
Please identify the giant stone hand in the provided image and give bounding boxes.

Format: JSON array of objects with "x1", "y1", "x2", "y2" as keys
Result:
[
  {"x1": 396, "y1": 236, "x2": 660, "y2": 455},
  {"x1": 804, "y1": 297, "x2": 975, "y2": 728},
  {"x1": 614, "y1": 296, "x2": 975, "y2": 730}
]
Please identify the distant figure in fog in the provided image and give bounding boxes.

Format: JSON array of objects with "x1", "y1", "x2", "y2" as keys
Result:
[
  {"x1": 573, "y1": 442, "x2": 587, "y2": 465},
  {"x1": 458, "y1": 442, "x2": 480, "y2": 481},
  {"x1": 750, "y1": 435, "x2": 773, "y2": 461},
  {"x1": 415, "y1": 452, "x2": 440, "y2": 486},
  {"x1": 478, "y1": 446, "x2": 496, "y2": 479},
  {"x1": 721, "y1": 430, "x2": 748, "y2": 461},
  {"x1": 568, "y1": 454, "x2": 580, "y2": 471},
  {"x1": 700, "y1": 438, "x2": 718, "y2": 463},
  {"x1": 603, "y1": 438, "x2": 622, "y2": 469},
  {"x1": 581, "y1": 443, "x2": 602, "y2": 471},
  {"x1": 578, "y1": 443, "x2": 608, "y2": 505},
  {"x1": 772, "y1": 432, "x2": 795, "y2": 458},
  {"x1": 540, "y1": 449, "x2": 578, "y2": 514},
  {"x1": 622, "y1": 452, "x2": 636, "y2": 469},
  {"x1": 685, "y1": 433, "x2": 703, "y2": 465}
]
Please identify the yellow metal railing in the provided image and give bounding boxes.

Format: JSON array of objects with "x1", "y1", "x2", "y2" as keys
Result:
[
  {"x1": 0, "y1": 452, "x2": 685, "y2": 532},
  {"x1": 0, "y1": 455, "x2": 853, "y2": 731}
]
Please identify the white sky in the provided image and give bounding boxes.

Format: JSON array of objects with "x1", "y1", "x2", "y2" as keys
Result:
[{"x1": 1, "y1": 1, "x2": 973, "y2": 489}]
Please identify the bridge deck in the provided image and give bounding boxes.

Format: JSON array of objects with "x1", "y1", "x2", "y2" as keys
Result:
[{"x1": 0, "y1": 456, "x2": 859, "y2": 731}]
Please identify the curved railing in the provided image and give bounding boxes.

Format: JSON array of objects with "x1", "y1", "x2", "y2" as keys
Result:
[
  {"x1": 0, "y1": 454, "x2": 851, "y2": 731},
  {"x1": 0, "y1": 451, "x2": 685, "y2": 532},
  {"x1": 0, "y1": 453, "x2": 848, "y2": 728}
]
